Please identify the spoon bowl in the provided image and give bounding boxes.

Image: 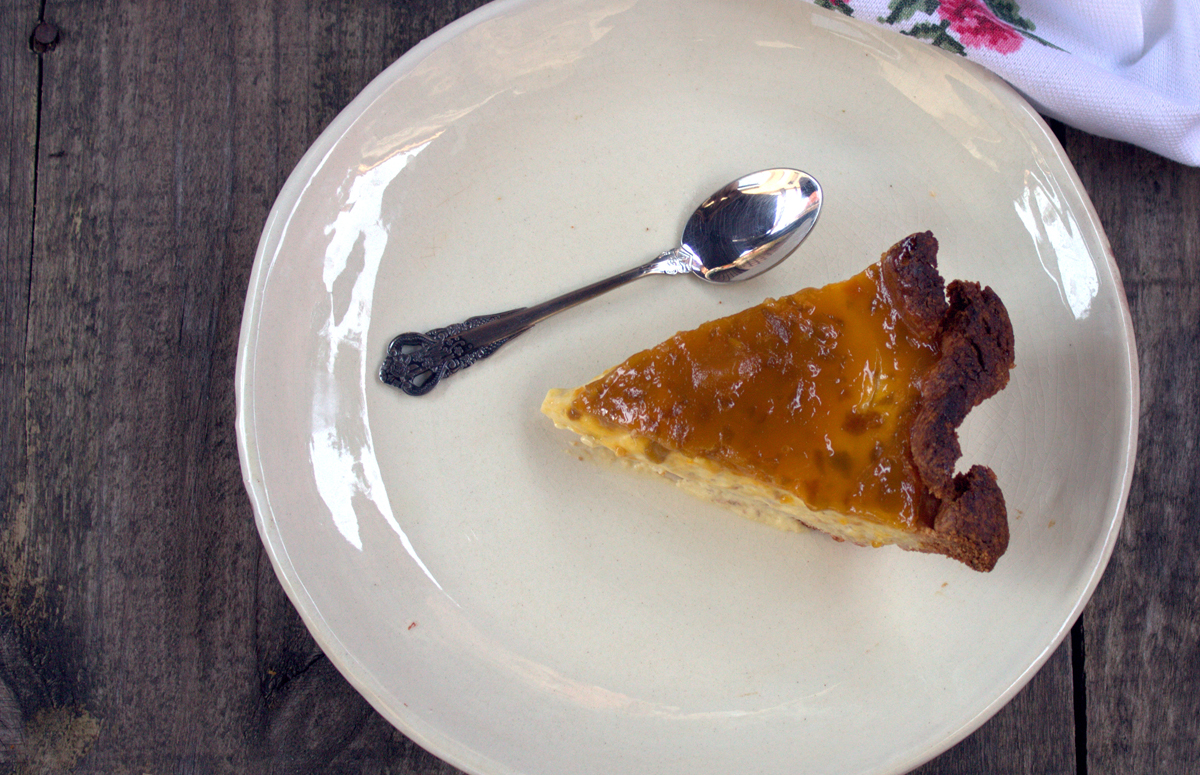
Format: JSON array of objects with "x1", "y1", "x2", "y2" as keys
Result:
[
  {"x1": 381, "y1": 169, "x2": 823, "y2": 395},
  {"x1": 683, "y1": 169, "x2": 822, "y2": 282}
]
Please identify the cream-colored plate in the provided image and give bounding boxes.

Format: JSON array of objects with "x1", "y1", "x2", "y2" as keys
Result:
[{"x1": 236, "y1": 1, "x2": 1137, "y2": 773}]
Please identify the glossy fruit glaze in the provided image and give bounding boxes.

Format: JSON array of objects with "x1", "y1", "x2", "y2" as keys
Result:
[{"x1": 570, "y1": 264, "x2": 941, "y2": 529}]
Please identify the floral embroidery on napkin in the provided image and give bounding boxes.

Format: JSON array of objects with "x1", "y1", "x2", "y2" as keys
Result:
[
  {"x1": 809, "y1": 0, "x2": 1196, "y2": 165},
  {"x1": 816, "y1": 0, "x2": 1065, "y2": 55}
]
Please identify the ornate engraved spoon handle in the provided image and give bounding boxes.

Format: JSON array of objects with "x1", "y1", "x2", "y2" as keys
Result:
[
  {"x1": 379, "y1": 249, "x2": 696, "y2": 396},
  {"x1": 379, "y1": 309, "x2": 527, "y2": 396}
]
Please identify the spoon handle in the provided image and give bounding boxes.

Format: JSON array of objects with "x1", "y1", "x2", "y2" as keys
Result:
[{"x1": 380, "y1": 248, "x2": 694, "y2": 395}]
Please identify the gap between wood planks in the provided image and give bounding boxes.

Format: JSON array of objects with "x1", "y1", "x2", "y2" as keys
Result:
[
  {"x1": 26, "y1": 4, "x2": 49, "y2": 359},
  {"x1": 1072, "y1": 620, "x2": 1088, "y2": 775}
]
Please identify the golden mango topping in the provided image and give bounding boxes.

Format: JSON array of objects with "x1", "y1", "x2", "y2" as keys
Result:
[{"x1": 572, "y1": 265, "x2": 940, "y2": 529}]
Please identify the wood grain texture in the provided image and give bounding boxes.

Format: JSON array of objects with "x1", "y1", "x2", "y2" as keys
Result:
[
  {"x1": 0, "y1": 1, "x2": 1194, "y2": 774},
  {"x1": 0, "y1": 0, "x2": 42, "y2": 763},
  {"x1": 1065, "y1": 129, "x2": 1200, "y2": 774}
]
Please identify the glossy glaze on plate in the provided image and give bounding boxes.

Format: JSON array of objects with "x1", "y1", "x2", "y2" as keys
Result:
[{"x1": 235, "y1": 1, "x2": 1138, "y2": 774}]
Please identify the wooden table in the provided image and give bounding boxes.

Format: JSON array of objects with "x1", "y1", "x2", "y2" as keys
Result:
[{"x1": 2, "y1": 2, "x2": 1197, "y2": 772}]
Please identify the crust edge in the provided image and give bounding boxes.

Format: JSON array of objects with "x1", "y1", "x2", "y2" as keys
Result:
[{"x1": 883, "y1": 233, "x2": 1015, "y2": 572}]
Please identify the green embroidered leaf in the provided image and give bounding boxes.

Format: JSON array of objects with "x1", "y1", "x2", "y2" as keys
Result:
[
  {"x1": 879, "y1": 0, "x2": 919, "y2": 25},
  {"x1": 815, "y1": 0, "x2": 854, "y2": 16},
  {"x1": 903, "y1": 20, "x2": 966, "y2": 55},
  {"x1": 879, "y1": 0, "x2": 939, "y2": 26},
  {"x1": 983, "y1": 0, "x2": 1035, "y2": 32}
]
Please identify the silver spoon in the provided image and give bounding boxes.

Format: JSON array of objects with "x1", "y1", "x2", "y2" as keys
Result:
[{"x1": 380, "y1": 168, "x2": 822, "y2": 396}]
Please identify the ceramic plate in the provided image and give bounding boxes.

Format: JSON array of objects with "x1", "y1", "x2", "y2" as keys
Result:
[{"x1": 236, "y1": 1, "x2": 1137, "y2": 773}]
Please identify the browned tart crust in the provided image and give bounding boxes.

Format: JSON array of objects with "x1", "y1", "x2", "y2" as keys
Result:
[
  {"x1": 889, "y1": 232, "x2": 1015, "y2": 571},
  {"x1": 543, "y1": 232, "x2": 1016, "y2": 571}
]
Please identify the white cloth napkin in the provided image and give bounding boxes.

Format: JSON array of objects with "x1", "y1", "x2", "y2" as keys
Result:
[{"x1": 806, "y1": 0, "x2": 1200, "y2": 166}]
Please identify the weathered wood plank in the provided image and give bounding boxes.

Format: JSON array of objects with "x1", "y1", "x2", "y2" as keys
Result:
[
  {"x1": 0, "y1": 0, "x2": 48, "y2": 765},
  {"x1": 16, "y1": 0, "x2": 253, "y2": 768},
  {"x1": 1065, "y1": 130, "x2": 1200, "y2": 774}
]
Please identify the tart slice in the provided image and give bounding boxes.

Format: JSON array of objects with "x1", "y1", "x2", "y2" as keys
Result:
[{"x1": 542, "y1": 232, "x2": 1015, "y2": 571}]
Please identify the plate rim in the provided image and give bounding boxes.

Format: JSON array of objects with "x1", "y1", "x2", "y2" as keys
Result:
[{"x1": 235, "y1": 1, "x2": 1140, "y2": 773}]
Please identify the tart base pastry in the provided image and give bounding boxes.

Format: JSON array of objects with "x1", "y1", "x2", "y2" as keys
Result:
[{"x1": 543, "y1": 233, "x2": 1015, "y2": 571}]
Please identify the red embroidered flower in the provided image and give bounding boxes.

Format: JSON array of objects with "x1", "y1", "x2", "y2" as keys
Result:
[{"x1": 937, "y1": 0, "x2": 1023, "y2": 54}]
